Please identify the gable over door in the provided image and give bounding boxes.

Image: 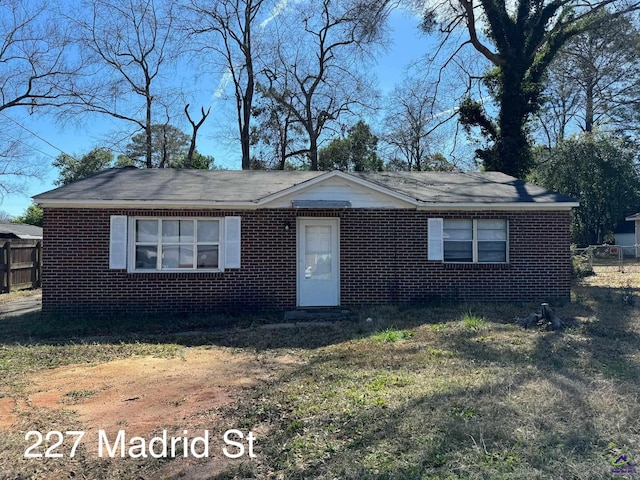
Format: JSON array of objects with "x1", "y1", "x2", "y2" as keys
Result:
[{"x1": 297, "y1": 218, "x2": 340, "y2": 307}]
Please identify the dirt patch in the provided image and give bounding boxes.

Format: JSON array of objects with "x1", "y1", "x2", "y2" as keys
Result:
[
  {"x1": 0, "y1": 346, "x2": 301, "y2": 478},
  {"x1": 20, "y1": 348, "x2": 297, "y2": 439},
  {"x1": 0, "y1": 396, "x2": 18, "y2": 429}
]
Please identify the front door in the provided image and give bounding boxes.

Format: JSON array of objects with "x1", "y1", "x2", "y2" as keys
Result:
[{"x1": 297, "y1": 218, "x2": 339, "y2": 307}]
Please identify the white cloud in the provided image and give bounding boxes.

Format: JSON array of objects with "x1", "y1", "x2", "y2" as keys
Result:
[
  {"x1": 213, "y1": 70, "x2": 233, "y2": 99},
  {"x1": 260, "y1": 0, "x2": 290, "y2": 28}
]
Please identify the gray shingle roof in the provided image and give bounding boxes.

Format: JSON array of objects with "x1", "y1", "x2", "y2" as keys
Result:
[
  {"x1": 0, "y1": 223, "x2": 43, "y2": 239},
  {"x1": 33, "y1": 168, "x2": 576, "y2": 206}
]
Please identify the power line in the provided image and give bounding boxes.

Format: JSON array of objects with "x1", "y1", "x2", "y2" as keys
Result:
[
  {"x1": 1, "y1": 131, "x2": 59, "y2": 160},
  {"x1": 0, "y1": 111, "x2": 78, "y2": 161}
]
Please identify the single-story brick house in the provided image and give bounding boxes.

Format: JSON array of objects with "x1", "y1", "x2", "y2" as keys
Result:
[{"x1": 34, "y1": 168, "x2": 577, "y2": 316}]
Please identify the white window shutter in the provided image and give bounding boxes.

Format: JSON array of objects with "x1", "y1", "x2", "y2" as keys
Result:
[
  {"x1": 224, "y1": 216, "x2": 241, "y2": 269},
  {"x1": 428, "y1": 218, "x2": 444, "y2": 261},
  {"x1": 109, "y1": 215, "x2": 128, "y2": 269}
]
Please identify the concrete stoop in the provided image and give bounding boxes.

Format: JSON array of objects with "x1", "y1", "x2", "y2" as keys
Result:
[{"x1": 283, "y1": 308, "x2": 352, "y2": 322}]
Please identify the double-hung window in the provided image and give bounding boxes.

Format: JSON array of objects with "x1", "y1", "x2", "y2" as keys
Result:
[
  {"x1": 133, "y1": 218, "x2": 221, "y2": 271},
  {"x1": 441, "y1": 219, "x2": 508, "y2": 263}
]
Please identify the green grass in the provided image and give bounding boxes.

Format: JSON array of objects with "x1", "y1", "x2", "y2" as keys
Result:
[
  {"x1": 461, "y1": 310, "x2": 486, "y2": 330},
  {"x1": 369, "y1": 328, "x2": 414, "y2": 343},
  {"x1": 2, "y1": 271, "x2": 640, "y2": 479}
]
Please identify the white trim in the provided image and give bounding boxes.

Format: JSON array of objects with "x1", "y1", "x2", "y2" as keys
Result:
[
  {"x1": 109, "y1": 215, "x2": 128, "y2": 269},
  {"x1": 442, "y1": 218, "x2": 509, "y2": 264},
  {"x1": 427, "y1": 218, "x2": 444, "y2": 261},
  {"x1": 417, "y1": 202, "x2": 579, "y2": 211},
  {"x1": 297, "y1": 217, "x2": 340, "y2": 307},
  {"x1": 36, "y1": 198, "x2": 578, "y2": 211},
  {"x1": 127, "y1": 217, "x2": 224, "y2": 273},
  {"x1": 35, "y1": 199, "x2": 260, "y2": 210},
  {"x1": 223, "y1": 216, "x2": 241, "y2": 269},
  {"x1": 258, "y1": 170, "x2": 418, "y2": 208}
]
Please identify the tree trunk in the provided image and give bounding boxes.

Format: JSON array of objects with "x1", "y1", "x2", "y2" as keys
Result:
[
  {"x1": 492, "y1": 67, "x2": 532, "y2": 178},
  {"x1": 145, "y1": 87, "x2": 153, "y2": 168},
  {"x1": 309, "y1": 135, "x2": 318, "y2": 170},
  {"x1": 585, "y1": 81, "x2": 594, "y2": 132}
]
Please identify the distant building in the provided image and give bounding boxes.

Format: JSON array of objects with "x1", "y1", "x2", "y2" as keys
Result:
[{"x1": 0, "y1": 223, "x2": 43, "y2": 240}]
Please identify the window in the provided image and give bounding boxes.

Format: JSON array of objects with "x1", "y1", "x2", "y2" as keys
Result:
[
  {"x1": 132, "y1": 218, "x2": 220, "y2": 271},
  {"x1": 443, "y1": 219, "x2": 507, "y2": 263}
]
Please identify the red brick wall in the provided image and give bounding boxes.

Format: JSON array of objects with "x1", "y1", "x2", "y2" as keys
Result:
[{"x1": 42, "y1": 208, "x2": 572, "y2": 316}]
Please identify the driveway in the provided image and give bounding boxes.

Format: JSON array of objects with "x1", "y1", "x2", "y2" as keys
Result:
[{"x1": 0, "y1": 293, "x2": 42, "y2": 318}]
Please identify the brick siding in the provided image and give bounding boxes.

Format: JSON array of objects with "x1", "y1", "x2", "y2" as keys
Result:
[{"x1": 42, "y1": 208, "x2": 572, "y2": 316}]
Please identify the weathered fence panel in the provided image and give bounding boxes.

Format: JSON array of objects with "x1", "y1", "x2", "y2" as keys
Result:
[{"x1": 0, "y1": 240, "x2": 42, "y2": 293}]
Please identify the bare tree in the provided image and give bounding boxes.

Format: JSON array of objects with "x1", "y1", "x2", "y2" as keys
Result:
[
  {"x1": 0, "y1": 0, "x2": 76, "y2": 113},
  {"x1": 251, "y1": 80, "x2": 307, "y2": 169},
  {"x1": 0, "y1": 0, "x2": 77, "y2": 194},
  {"x1": 535, "y1": 12, "x2": 640, "y2": 146},
  {"x1": 187, "y1": 0, "x2": 270, "y2": 170},
  {"x1": 418, "y1": 0, "x2": 640, "y2": 177},
  {"x1": 534, "y1": 66, "x2": 582, "y2": 148},
  {"x1": 0, "y1": 126, "x2": 47, "y2": 199},
  {"x1": 63, "y1": 0, "x2": 179, "y2": 168},
  {"x1": 382, "y1": 76, "x2": 457, "y2": 171},
  {"x1": 261, "y1": 0, "x2": 391, "y2": 170},
  {"x1": 184, "y1": 103, "x2": 211, "y2": 165}
]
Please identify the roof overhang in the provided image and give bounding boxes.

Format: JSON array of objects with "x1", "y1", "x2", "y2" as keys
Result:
[
  {"x1": 34, "y1": 199, "x2": 261, "y2": 210},
  {"x1": 36, "y1": 199, "x2": 579, "y2": 211},
  {"x1": 417, "y1": 202, "x2": 579, "y2": 211}
]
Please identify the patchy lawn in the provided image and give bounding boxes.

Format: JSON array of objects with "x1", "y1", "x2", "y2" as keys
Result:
[{"x1": 1, "y1": 268, "x2": 640, "y2": 479}]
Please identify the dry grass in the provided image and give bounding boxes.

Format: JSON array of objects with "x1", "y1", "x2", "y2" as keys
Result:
[
  {"x1": 0, "y1": 288, "x2": 41, "y2": 305},
  {"x1": 2, "y1": 271, "x2": 640, "y2": 479}
]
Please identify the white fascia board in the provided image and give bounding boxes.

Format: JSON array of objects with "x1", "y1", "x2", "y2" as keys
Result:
[
  {"x1": 257, "y1": 170, "x2": 418, "y2": 208},
  {"x1": 35, "y1": 199, "x2": 260, "y2": 210},
  {"x1": 417, "y1": 202, "x2": 579, "y2": 211}
]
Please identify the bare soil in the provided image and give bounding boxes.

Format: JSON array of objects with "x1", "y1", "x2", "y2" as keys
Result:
[
  {"x1": 3, "y1": 347, "x2": 300, "y2": 478},
  {"x1": 0, "y1": 396, "x2": 17, "y2": 429}
]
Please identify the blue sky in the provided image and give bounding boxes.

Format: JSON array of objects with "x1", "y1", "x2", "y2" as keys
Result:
[{"x1": 1, "y1": 8, "x2": 434, "y2": 217}]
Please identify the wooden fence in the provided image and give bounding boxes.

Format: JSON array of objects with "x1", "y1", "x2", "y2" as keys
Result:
[{"x1": 0, "y1": 240, "x2": 42, "y2": 293}]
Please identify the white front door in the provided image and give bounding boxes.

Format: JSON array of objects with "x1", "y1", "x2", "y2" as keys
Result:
[{"x1": 297, "y1": 218, "x2": 339, "y2": 307}]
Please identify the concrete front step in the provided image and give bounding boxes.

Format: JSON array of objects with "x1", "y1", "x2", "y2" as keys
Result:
[{"x1": 283, "y1": 308, "x2": 352, "y2": 322}]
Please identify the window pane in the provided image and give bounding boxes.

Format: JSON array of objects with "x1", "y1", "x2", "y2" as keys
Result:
[
  {"x1": 197, "y1": 220, "x2": 219, "y2": 243},
  {"x1": 478, "y1": 220, "x2": 507, "y2": 241},
  {"x1": 445, "y1": 219, "x2": 473, "y2": 230},
  {"x1": 179, "y1": 245, "x2": 194, "y2": 268},
  {"x1": 305, "y1": 226, "x2": 332, "y2": 279},
  {"x1": 162, "y1": 220, "x2": 180, "y2": 243},
  {"x1": 135, "y1": 245, "x2": 157, "y2": 269},
  {"x1": 161, "y1": 245, "x2": 195, "y2": 269},
  {"x1": 161, "y1": 245, "x2": 179, "y2": 268},
  {"x1": 305, "y1": 254, "x2": 332, "y2": 279},
  {"x1": 478, "y1": 241, "x2": 507, "y2": 262},
  {"x1": 306, "y1": 226, "x2": 331, "y2": 254},
  {"x1": 444, "y1": 241, "x2": 473, "y2": 262},
  {"x1": 136, "y1": 220, "x2": 158, "y2": 242},
  {"x1": 180, "y1": 220, "x2": 194, "y2": 243},
  {"x1": 444, "y1": 219, "x2": 473, "y2": 241},
  {"x1": 478, "y1": 219, "x2": 506, "y2": 229},
  {"x1": 197, "y1": 245, "x2": 219, "y2": 268}
]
